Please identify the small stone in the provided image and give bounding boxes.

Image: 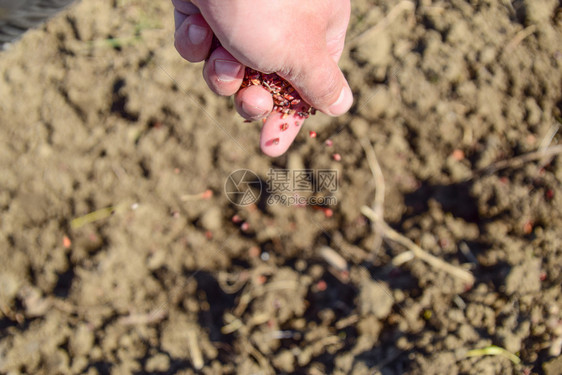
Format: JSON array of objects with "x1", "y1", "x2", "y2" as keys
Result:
[
  {"x1": 145, "y1": 353, "x2": 170, "y2": 372},
  {"x1": 358, "y1": 280, "x2": 394, "y2": 319},
  {"x1": 200, "y1": 206, "x2": 222, "y2": 231},
  {"x1": 505, "y1": 258, "x2": 541, "y2": 295},
  {"x1": 69, "y1": 324, "x2": 94, "y2": 357}
]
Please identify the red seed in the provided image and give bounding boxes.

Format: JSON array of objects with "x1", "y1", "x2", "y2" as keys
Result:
[
  {"x1": 241, "y1": 68, "x2": 316, "y2": 118},
  {"x1": 323, "y1": 208, "x2": 333, "y2": 218},
  {"x1": 316, "y1": 280, "x2": 327, "y2": 291},
  {"x1": 201, "y1": 189, "x2": 213, "y2": 199},
  {"x1": 248, "y1": 246, "x2": 260, "y2": 258},
  {"x1": 325, "y1": 139, "x2": 333, "y2": 147},
  {"x1": 62, "y1": 235, "x2": 72, "y2": 249},
  {"x1": 265, "y1": 138, "x2": 280, "y2": 146},
  {"x1": 333, "y1": 153, "x2": 341, "y2": 161},
  {"x1": 241, "y1": 222, "x2": 250, "y2": 231},
  {"x1": 523, "y1": 220, "x2": 533, "y2": 234},
  {"x1": 232, "y1": 214, "x2": 242, "y2": 223},
  {"x1": 309, "y1": 131, "x2": 317, "y2": 138},
  {"x1": 452, "y1": 149, "x2": 465, "y2": 161}
]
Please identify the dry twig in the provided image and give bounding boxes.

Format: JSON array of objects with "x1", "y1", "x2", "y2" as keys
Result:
[
  {"x1": 360, "y1": 138, "x2": 385, "y2": 255},
  {"x1": 360, "y1": 139, "x2": 475, "y2": 286},
  {"x1": 361, "y1": 206, "x2": 475, "y2": 285},
  {"x1": 187, "y1": 328, "x2": 204, "y2": 370},
  {"x1": 117, "y1": 309, "x2": 167, "y2": 325},
  {"x1": 504, "y1": 25, "x2": 537, "y2": 53},
  {"x1": 472, "y1": 144, "x2": 562, "y2": 178}
]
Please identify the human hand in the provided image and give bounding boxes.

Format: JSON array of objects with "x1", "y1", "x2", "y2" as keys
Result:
[{"x1": 172, "y1": 0, "x2": 353, "y2": 156}]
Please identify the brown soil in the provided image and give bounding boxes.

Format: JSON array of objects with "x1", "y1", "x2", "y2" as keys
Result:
[{"x1": 1, "y1": 0, "x2": 561, "y2": 374}]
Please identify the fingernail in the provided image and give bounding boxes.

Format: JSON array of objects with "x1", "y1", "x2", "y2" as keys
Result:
[
  {"x1": 214, "y1": 59, "x2": 243, "y2": 82},
  {"x1": 188, "y1": 24, "x2": 208, "y2": 45},
  {"x1": 328, "y1": 86, "x2": 353, "y2": 116}
]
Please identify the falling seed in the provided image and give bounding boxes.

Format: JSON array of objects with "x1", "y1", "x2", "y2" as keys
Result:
[
  {"x1": 316, "y1": 280, "x2": 327, "y2": 291},
  {"x1": 323, "y1": 208, "x2": 334, "y2": 218},
  {"x1": 248, "y1": 246, "x2": 260, "y2": 258},
  {"x1": 232, "y1": 214, "x2": 242, "y2": 223},
  {"x1": 309, "y1": 131, "x2": 317, "y2": 138},
  {"x1": 201, "y1": 189, "x2": 213, "y2": 199},
  {"x1": 333, "y1": 153, "x2": 341, "y2": 161},
  {"x1": 241, "y1": 222, "x2": 250, "y2": 231},
  {"x1": 325, "y1": 139, "x2": 333, "y2": 147},
  {"x1": 62, "y1": 235, "x2": 72, "y2": 249},
  {"x1": 452, "y1": 149, "x2": 465, "y2": 161}
]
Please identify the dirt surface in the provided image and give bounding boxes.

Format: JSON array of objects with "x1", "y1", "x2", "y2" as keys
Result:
[{"x1": 1, "y1": 0, "x2": 562, "y2": 374}]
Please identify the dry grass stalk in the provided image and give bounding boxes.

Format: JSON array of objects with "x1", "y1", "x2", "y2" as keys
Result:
[
  {"x1": 473, "y1": 144, "x2": 562, "y2": 178},
  {"x1": 360, "y1": 139, "x2": 475, "y2": 286},
  {"x1": 504, "y1": 24, "x2": 537, "y2": 53}
]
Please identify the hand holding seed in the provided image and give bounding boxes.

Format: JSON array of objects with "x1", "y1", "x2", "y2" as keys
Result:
[{"x1": 172, "y1": 0, "x2": 353, "y2": 156}]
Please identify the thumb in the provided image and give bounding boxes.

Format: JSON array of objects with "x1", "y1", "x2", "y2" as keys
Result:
[{"x1": 281, "y1": 53, "x2": 353, "y2": 116}]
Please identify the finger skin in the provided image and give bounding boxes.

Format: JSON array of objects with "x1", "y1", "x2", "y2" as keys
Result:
[
  {"x1": 203, "y1": 47, "x2": 245, "y2": 96},
  {"x1": 171, "y1": 0, "x2": 200, "y2": 15},
  {"x1": 234, "y1": 85, "x2": 273, "y2": 121},
  {"x1": 260, "y1": 110, "x2": 308, "y2": 157},
  {"x1": 174, "y1": 13, "x2": 213, "y2": 63}
]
